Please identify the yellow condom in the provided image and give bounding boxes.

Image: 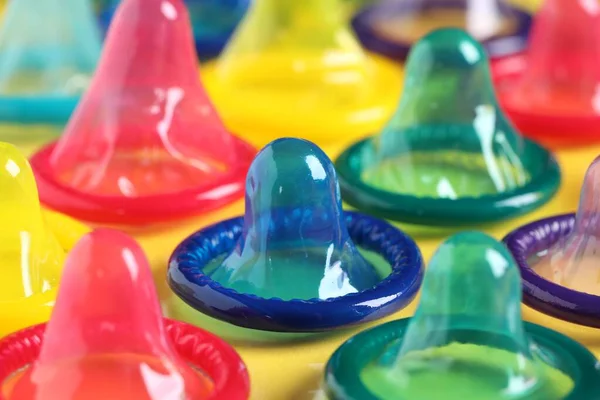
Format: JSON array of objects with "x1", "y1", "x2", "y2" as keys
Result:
[
  {"x1": 0, "y1": 142, "x2": 88, "y2": 337},
  {"x1": 203, "y1": 0, "x2": 402, "y2": 151}
]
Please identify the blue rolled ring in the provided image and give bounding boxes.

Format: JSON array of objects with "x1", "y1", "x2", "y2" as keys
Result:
[
  {"x1": 168, "y1": 211, "x2": 424, "y2": 332},
  {"x1": 352, "y1": 0, "x2": 532, "y2": 61},
  {"x1": 503, "y1": 213, "x2": 600, "y2": 328}
]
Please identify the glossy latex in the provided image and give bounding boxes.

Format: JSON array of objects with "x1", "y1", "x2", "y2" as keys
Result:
[
  {"x1": 211, "y1": 138, "x2": 381, "y2": 300},
  {"x1": 0, "y1": 142, "x2": 64, "y2": 336},
  {"x1": 0, "y1": 0, "x2": 100, "y2": 120},
  {"x1": 6, "y1": 229, "x2": 213, "y2": 400},
  {"x1": 360, "y1": 232, "x2": 572, "y2": 400},
  {"x1": 533, "y1": 156, "x2": 600, "y2": 294},
  {"x1": 501, "y1": 0, "x2": 600, "y2": 116},
  {"x1": 203, "y1": 0, "x2": 401, "y2": 149},
  {"x1": 30, "y1": 0, "x2": 254, "y2": 224},
  {"x1": 361, "y1": 28, "x2": 529, "y2": 199}
]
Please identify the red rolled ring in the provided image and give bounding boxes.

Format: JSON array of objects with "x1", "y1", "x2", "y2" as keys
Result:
[
  {"x1": 0, "y1": 319, "x2": 250, "y2": 400},
  {"x1": 29, "y1": 138, "x2": 256, "y2": 225}
]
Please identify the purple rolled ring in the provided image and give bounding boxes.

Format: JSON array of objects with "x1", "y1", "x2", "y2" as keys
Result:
[
  {"x1": 503, "y1": 213, "x2": 600, "y2": 328},
  {"x1": 352, "y1": 0, "x2": 532, "y2": 62}
]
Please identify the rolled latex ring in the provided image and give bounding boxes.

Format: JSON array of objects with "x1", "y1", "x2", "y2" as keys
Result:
[{"x1": 168, "y1": 211, "x2": 424, "y2": 332}]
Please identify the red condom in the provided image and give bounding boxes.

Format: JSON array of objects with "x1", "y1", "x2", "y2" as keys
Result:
[
  {"x1": 494, "y1": 0, "x2": 600, "y2": 146},
  {"x1": 29, "y1": 0, "x2": 255, "y2": 225},
  {"x1": 2, "y1": 229, "x2": 248, "y2": 400}
]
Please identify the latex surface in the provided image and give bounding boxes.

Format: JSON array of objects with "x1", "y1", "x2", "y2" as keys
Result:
[
  {"x1": 0, "y1": 142, "x2": 64, "y2": 337},
  {"x1": 203, "y1": 0, "x2": 401, "y2": 149},
  {"x1": 6, "y1": 229, "x2": 212, "y2": 400},
  {"x1": 360, "y1": 232, "x2": 571, "y2": 400},
  {"x1": 211, "y1": 138, "x2": 380, "y2": 300},
  {"x1": 30, "y1": 0, "x2": 254, "y2": 224},
  {"x1": 533, "y1": 156, "x2": 600, "y2": 294},
  {"x1": 360, "y1": 28, "x2": 530, "y2": 199},
  {"x1": 0, "y1": 0, "x2": 100, "y2": 121}
]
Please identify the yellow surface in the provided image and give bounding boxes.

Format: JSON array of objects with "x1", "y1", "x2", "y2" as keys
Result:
[
  {"x1": 0, "y1": 142, "x2": 89, "y2": 338},
  {"x1": 202, "y1": 0, "x2": 403, "y2": 151}
]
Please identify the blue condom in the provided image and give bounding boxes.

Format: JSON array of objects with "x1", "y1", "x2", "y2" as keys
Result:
[
  {"x1": 99, "y1": 0, "x2": 249, "y2": 60},
  {"x1": 0, "y1": 0, "x2": 101, "y2": 124},
  {"x1": 168, "y1": 138, "x2": 424, "y2": 332}
]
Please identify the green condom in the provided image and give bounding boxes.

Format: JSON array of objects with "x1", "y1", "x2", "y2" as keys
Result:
[
  {"x1": 335, "y1": 28, "x2": 560, "y2": 226},
  {"x1": 325, "y1": 232, "x2": 600, "y2": 400}
]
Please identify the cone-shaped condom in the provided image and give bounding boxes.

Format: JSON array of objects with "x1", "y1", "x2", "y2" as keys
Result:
[
  {"x1": 534, "y1": 156, "x2": 600, "y2": 294},
  {"x1": 7, "y1": 229, "x2": 213, "y2": 399},
  {"x1": 361, "y1": 232, "x2": 570, "y2": 400},
  {"x1": 503, "y1": 0, "x2": 600, "y2": 115},
  {"x1": 45, "y1": 0, "x2": 241, "y2": 198},
  {"x1": 362, "y1": 28, "x2": 529, "y2": 199},
  {"x1": 210, "y1": 138, "x2": 381, "y2": 301}
]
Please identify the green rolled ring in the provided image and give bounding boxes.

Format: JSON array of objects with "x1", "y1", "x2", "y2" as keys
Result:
[
  {"x1": 324, "y1": 318, "x2": 600, "y2": 400},
  {"x1": 335, "y1": 131, "x2": 560, "y2": 226}
]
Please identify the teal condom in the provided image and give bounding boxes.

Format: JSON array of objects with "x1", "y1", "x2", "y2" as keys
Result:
[
  {"x1": 207, "y1": 138, "x2": 381, "y2": 301},
  {"x1": 363, "y1": 232, "x2": 566, "y2": 400},
  {"x1": 0, "y1": 0, "x2": 101, "y2": 124},
  {"x1": 324, "y1": 232, "x2": 587, "y2": 400},
  {"x1": 335, "y1": 28, "x2": 560, "y2": 226}
]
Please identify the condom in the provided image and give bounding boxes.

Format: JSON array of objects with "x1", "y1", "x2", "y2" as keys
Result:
[
  {"x1": 325, "y1": 232, "x2": 600, "y2": 400},
  {"x1": 494, "y1": 0, "x2": 600, "y2": 147},
  {"x1": 0, "y1": 229, "x2": 249, "y2": 400},
  {"x1": 352, "y1": 0, "x2": 531, "y2": 62},
  {"x1": 201, "y1": 0, "x2": 401, "y2": 151},
  {"x1": 168, "y1": 138, "x2": 423, "y2": 333},
  {"x1": 504, "y1": 156, "x2": 600, "y2": 327},
  {"x1": 335, "y1": 28, "x2": 560, "y2": 226},
  {"x1": 0, "y1": 142, "x2": 65, "y2": 338},
  {"x1": 0, "y1": 0, "x2": 100, "y2": 125},
  {"x1": 98, "y1": 0, "x2": 249, "y2": 60},
  {"x1": 29, "y1": 0, "x2": 255, "y2": 226}
]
